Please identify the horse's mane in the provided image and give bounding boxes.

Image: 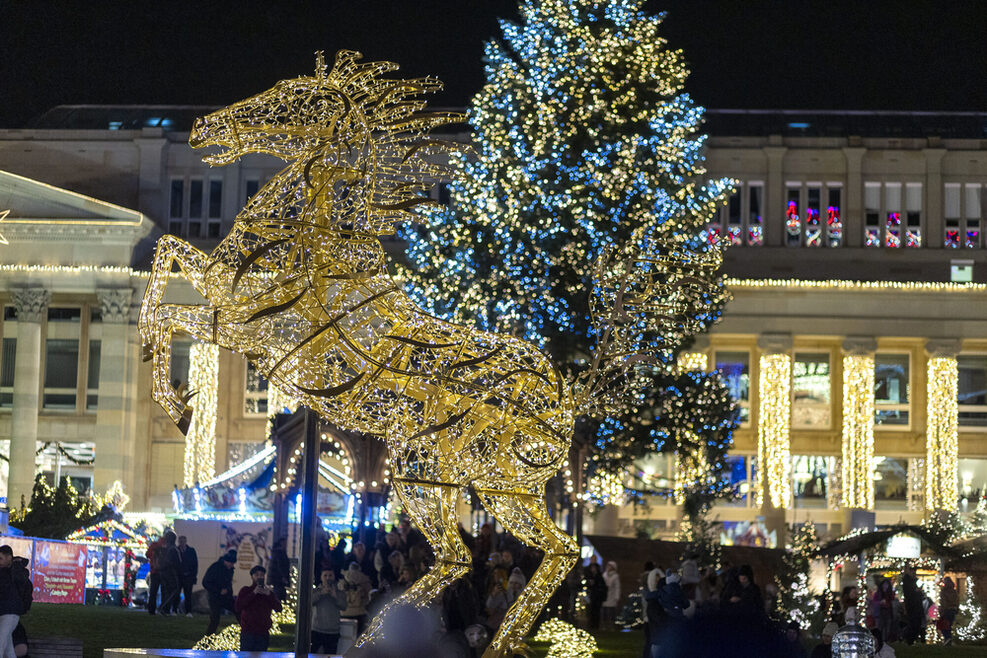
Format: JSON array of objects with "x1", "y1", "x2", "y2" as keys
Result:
[{"x1": 313, "y1": 50, "x2": 466, "y2": 235}]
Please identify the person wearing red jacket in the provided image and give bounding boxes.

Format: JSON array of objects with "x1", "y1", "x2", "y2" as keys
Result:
[{"x1": 234, "y1": 565, "x2": 282, "y2": 651}]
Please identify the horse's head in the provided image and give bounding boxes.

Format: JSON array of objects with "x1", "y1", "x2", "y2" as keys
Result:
[
  {"x1": 191, "y1": 50, "x2": 466, "y2": 236},
  {"x1": 190, "y1": 51, "x2": 364, "y2": 165}
]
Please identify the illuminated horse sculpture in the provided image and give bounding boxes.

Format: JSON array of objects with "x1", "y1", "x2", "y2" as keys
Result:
[{"x1": 139, "y1": 51, "x2": 722, "y2": 656}]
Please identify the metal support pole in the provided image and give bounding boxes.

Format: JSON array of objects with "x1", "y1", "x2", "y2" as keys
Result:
[{"x1": 295, "y1": 409, "x2": 319, "y2": 658}]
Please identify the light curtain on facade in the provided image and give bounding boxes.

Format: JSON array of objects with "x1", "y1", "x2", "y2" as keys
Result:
[
  {"x1": 926, "y1": 356, "x2": 958, "y2": 511},
  {"x1": 757, "y1": 353, "x2": 792, "y2": 507},
  {"x1": 841, "y1": 354, "x2": 875, "y2": 509},
  {"x1": 184, "y1": 342, "x2": 219, "y2": 486}
]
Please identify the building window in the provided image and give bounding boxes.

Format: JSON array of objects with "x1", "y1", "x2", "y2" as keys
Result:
[
  {"x1": 864, "y1": 182, "x2": 922, "y2": 248},
  {"x1": 792, "y1": 352, "x2": 830, "y2": 428},
  {"x1": 44, "y1": 339, "x2": 79, "y2": 409},
  {"x1": 244, "y1": 179, "x2": 260, "y2": 204},
  {"x1": 709, "y1": 182, "x2": 763, "y2": 247},
  {"x1": 874, "y1": 457, "x2": 908, "y2": 507},
  {"x1": 874, "y1": 353, "x2": 909, "y2": 426},
  {"x1": 958, "y1": 355, "x2": 987, "y2": 427},
  {"x1": 86, "y1": 340, "x2": 100, "y2": 411},
  {"x1": 208, "y1": 180, "x2": 223, "y2": 238},
  {"x1": 785, "y1": 182, "x2": 842, "y2": 247},
  {"x1": 966, "y1": 184, "x2": 982, "y2": 248},
  {"x1": 958, "y1": 458, "x2": 987, "y2": 504},
  {"x1": 169, "y1": 179, "x2": 184, "y2": 219},
  {"x1": 170, "y1": 340, "x2": 191, "y2": 389},
  {"x1": 169, "y1": 177, "x2": 223, "y2": 238},
  {"x1": 244, "y1": 360, "x2": 269, "y2": 415},
  {"x1": 719, "y1": 455, "x2": 752, "y2": 507},
  {"x1": 715, "y1": 351, "x2": 750, "y2": 424},
  {"x1": 0, "y1": 338, "x2": 14, "y2": 408},
  {"x1": 792, "y1": 455, "x2": 831, "y2": 507}
]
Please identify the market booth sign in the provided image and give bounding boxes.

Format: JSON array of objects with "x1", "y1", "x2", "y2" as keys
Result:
[
  {"x1": 0, "y1": 536, "x2": 86, "y2": 603},
  {"x1": 886, "y1": 534, "x2": 921, "y2": 559}
]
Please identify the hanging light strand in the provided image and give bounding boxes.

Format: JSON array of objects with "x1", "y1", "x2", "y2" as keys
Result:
[
  {"x1": 841, "y1": 354, "x2": 875, "y2": 510},
  {"x1": 757, "y1": 353, "x2": 791, "y2": 508},
  {"x1": 184, "y1": 343, "x2": 219, "y2": 486},
  {"x1": 926, "y1": 357, "x2": 958, "y2": 512}
]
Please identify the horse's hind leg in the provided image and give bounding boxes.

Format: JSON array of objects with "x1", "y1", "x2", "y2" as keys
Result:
[
  {"x1": 139, "y1": 235, "x2": 212, "y2": 361},
  {"x1": 475, "y1": 485, "x2": 578, "y2": 658},
  {"x1": 355, "y1": 480, "x2": 471, "y2": 648}
]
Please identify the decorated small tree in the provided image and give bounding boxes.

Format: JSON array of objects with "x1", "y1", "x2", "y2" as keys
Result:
[
  {"x1": 10, "y1": 474, "x2": 98, "y2": 539},
  {"x1": 775, "y1": 521, "x2": 821, "y2": 629}
]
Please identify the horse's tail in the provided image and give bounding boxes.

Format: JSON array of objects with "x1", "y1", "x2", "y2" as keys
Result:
[{"x1": 575, "y1": 222, "x2": 728, "y2": 417}]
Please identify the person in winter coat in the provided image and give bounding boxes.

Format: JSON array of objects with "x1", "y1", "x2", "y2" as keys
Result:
[
  {"x1": 871, "y1": 578, "x2": 897, "y2": 643},
  {"x1": 145, "y1": 536, "x2": 165, "y2": 615},
  {"x1": 871, "y1": 627, "x2": 896, "y2": 658},
  {"x1": 585, "y1": 562, "x2": 607, "y2": 630},
  {"x1": 939, "y1": 576, "x2": 959, "y2": 644},
  {"x1": 235, "y1": 565, "x2": 282, "y2": 651},
  {"x1": 267, "y1": 537, "x2": 290, "y2": 601},
  {"x1": 0, "y1": 545, "x2": 31, "y2": 658},
  {"x1": 809, "y1": 622, "x2": 838, "y2": 658},
  {"x1": 158, "y1": 531, "x2": 182, "y2": 614},
  {"x1": 485, "y1": 575, "x2": 511, "y2": 630},
  {"x1": 901, "y1": 565, "x2": 925, "y2": 644},
  {"x1": 506, "y1": 567, "x2": 526, "y2": 605},
  {"x1": 202, "y1": 550, "x2": 237, "y2": 635},
  {"x1": 602, "y1": 561, "x2": 621, "y2": 630},
  {"x1": 176, "y1": 535, "x2": 198, "y2": 616},
  {"x1": 721, "y1": 564, "x2": 763, "y2": 620},
  {"x1": 643, "y1": 567, "x2": 666, "y2": 658},
  {"x1": 311, "y1": 569, "x2": 347, "y2": 654},
  {"x1": 339, "y1": 561, "x2": 372, "y2": 634}
]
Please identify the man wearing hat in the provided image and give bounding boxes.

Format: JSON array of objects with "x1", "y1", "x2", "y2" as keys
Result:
[
  {"x1": 235, "y1": 565, "x2": 283, "y2": 651},
  {"x1": 202, "y1": 550, "x2": 237, "y2": 635}
]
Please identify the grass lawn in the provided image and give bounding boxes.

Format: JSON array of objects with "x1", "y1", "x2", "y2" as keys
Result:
[{"x1": 20, "y1": 605, "x2": 987, "y2": 658}]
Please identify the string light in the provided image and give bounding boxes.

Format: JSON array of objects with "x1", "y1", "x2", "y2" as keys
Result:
[
  {"x1": 532, "y1": 618, "x2": 597, "y2": 658},
  {"x1": 757, "y1": 353, "x2": 791, "y2": 508},
  {"x1": 676, "y1": 351, "x2": 709, "y2": 373},
  {"x1": 184, "y1": 343, "x2": 219, "y2": 486},
  {"x1": 957, "y1": 578, "x2": 986, "y2": 641},
  {"x1": 725, "y1": 277, "x2": 987, "y2": 293},
  {"x1": 926, "y1": 357, "x2": 958, "y2": 512},
  {"x1": 841, "y1": 355, "x2": 875, "y2": 510},
  {"x1": 774, "y1": 521, "x2": 819, "y2": 629}
]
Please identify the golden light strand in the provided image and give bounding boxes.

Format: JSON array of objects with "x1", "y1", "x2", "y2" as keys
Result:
[
  {"x1": 841, "y1": 355, "x2": 875, "y2": 509},
  {"x1": 757, "y1": 353, "x2": 791, "y2": 508},
  {"x1": 676, "y1": 351, "x2": 709, "y2": 373},
  {"x1": 184, "y1": 342, "x2": 219, "y2": 486},
  {"x1": 926, "y1": 357, "x2": 958, "y2": 512}
]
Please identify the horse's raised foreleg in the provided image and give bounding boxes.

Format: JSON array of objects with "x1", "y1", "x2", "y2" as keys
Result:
[
  {"x1": 474, "y1": 484, "x2": 579, "y2": 658},
  {"x1": 354, "y1": 478, "x2": 471, "y2": 649},
  {"x1": 139, "y1": 235, "x2": 212, "y2": 361}
]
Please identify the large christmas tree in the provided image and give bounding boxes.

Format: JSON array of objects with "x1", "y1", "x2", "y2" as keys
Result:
[{"x1": 401, "y1": 0, "x2": 736, "y2": 506}]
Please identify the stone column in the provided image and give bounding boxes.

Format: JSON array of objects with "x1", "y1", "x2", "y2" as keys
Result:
[
  {"x1": 9, "y1": 289, "x2": 49, "y2": 508},
  {"x1": 756, "y1": 333, "x2": 792, "y2": 536},
  {"x1": 842, "y1": 147, "x2": 866, "y2": 248},
  {"x1": 93, "y1": 288, "x2": 137, "y2": 496},
  {"x1": 924, "y1": 148, "x2": 947, "y2": 249},
  {"x1": 841, "y1": 337, "x2": 877, "y2": 528},
  {"x1": 925, "y1": 338, "x2": 960, "y2": 513},
  {"x1": 764, "y1": 146, "x2": 788, "y2": 247}
]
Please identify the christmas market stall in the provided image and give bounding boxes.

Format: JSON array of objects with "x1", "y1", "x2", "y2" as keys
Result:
[{"x1": 66, "y1": 518, "x2": 149, "y2": 605}]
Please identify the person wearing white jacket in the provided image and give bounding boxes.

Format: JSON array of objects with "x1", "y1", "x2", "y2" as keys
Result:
[{"x1": 602, "y1": 561, "x2": 621, "y2": 630}]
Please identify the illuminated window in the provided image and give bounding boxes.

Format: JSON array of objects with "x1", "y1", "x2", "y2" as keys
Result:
[
  {"x1": 719, "y1": 455, "x2": 753, "y2": 507},
  {"x1": 244, "y1": 360, "x2": 269, "y2": 415},
  {"x1": 792, "y1": 455, "x2": 832, "y2": 507},
  {"x1": 945, "y1": 183, "x2": 961, "y2": 248},
  {"x1": 865, "y1": 182, "x2": 881, "y2": 247},
  {"x1": 786, "y1": 183, "x2": 842, "y2": 247},
  {"x1": 170, "y1": 340, "x2": 191, "y2": 389},
  {"x1": 786, "y1": 186, "x2": 801, "y2": 246},
  {"x1": 715, "y1": 351, "x2": 750, "y2": 424},
  {"x1": 711, "y1": 182, "x2": 763, "y2": 246},
  {"x1": 958, "y1": 458, "x2": 987, "y2": 502},
  {"x1": 966, "y1": 184, "x2": 981, "y2": 248},
  {"x1": 885, "y1": 183, "x2": 902, "y2": 248},
  {"x1": 792, "y1": 352, "x2": 830, "y2": 428},
  {"x1": 905, "y1": 183, "x2": 922, "y2": 247},
  {"x1": 957, "y1": 355, "x2": 987, "y2": 427},
  {"x1": 873, "y1": 457, "x2": 908, "y2": 507},
  {"x1": 826, "y1": 186, "x2": 843, "y2": 247},
  {"x1": 874, "y1": 353, "x2": 909, "y2": 426}
]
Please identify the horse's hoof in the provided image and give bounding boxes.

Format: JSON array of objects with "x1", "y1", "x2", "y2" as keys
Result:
[{"x1": 177, "y1": 407, "x2": 193, "y2": 435}]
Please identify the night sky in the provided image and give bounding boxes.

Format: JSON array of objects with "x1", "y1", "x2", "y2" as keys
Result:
[{"x1": 1, "y1": 1, "x2": 985, "y2": 128}]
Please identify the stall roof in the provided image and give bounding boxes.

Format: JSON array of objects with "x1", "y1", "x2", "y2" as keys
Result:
[{"x1": 816, "y1": 524, "x2": 959, "y2": 559}]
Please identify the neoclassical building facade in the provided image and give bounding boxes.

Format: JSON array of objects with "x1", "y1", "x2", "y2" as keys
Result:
[{"x1": 1, "y1": 107, "x2": 986, "y2": 536}]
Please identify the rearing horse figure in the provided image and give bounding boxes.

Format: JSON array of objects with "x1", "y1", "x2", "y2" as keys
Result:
[
  {"x1": 140, "y1": 51, "x2": 576, "y2": 657},
  {"x1": 140, "y1": 50, "x2": 722, "y2": 656}
]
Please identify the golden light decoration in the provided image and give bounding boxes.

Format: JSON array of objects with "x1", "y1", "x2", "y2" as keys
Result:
[
  {"x1": 532, "y1": 618, "x2": 597, "y2": 658},
  {"x1": 841, "y1": 355, "x2": 875, "y2": 510},
  {"x1": 676, "y1": 350, "x2": 709, "y2": 373},
  {"x1": 926, "y1": 357, "x2": 958, "y2": 512},
  {"x1": 139, "y1": 51, "x2": 712, "y2": 658},
  {"x1": 183, "y1": 342, "x2": 219, "y2": 486},
  {"x1": 585, "y1": 471, "x2": 625, "y2": 506},
  {"x1": 674, "y1": 433, "x2": 709, "y2": 505},
  {"x1": 101, "y1": 480, "x2": 130, "y2": 513},
  {"x1": 757, "y1": 353, "x2": 792, "y2": 508},
  {"x1": 0, "y1": 209, "x2": 9, "y2": 245}
]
